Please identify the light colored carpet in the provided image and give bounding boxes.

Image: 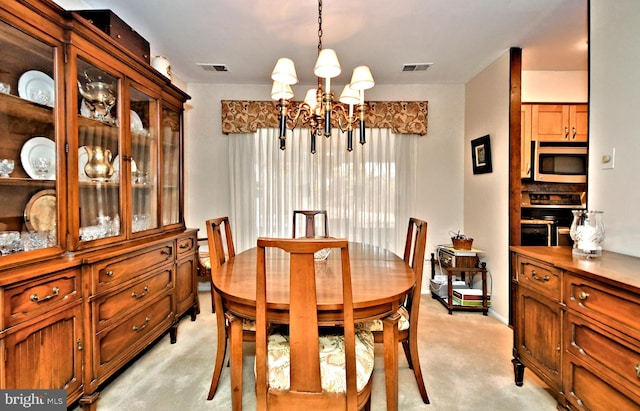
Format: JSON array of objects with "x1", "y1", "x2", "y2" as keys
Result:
[{"x1": 72, "y1": 290, "x2": 557, "y2": 410}]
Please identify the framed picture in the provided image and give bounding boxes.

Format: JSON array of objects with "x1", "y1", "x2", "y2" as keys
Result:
[{"x1": 471, "y1": 134, "x2": 492, "y2": 174}]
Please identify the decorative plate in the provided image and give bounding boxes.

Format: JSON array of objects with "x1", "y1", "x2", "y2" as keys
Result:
[
  {"x1": 18, "y1": 70, "x2": 55, "y2": 107},
  {"x1": 24, "y1": 189, "x2": 56, "y2": 232},
  {"x1": 20, "y1": 136, "x2": 56, "y2": 180},
  {"x1": 130, "y1": 110, "x2": 144, "y2": 132}
]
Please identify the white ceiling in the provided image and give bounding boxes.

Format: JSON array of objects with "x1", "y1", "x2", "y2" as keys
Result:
[{"x1": 57, "y1": 0, "x2": 588, "y2": 87}]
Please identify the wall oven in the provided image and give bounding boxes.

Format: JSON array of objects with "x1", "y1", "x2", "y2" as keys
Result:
[{"x1": 533, "y1": 141, "x2": 588, "y2": 183}]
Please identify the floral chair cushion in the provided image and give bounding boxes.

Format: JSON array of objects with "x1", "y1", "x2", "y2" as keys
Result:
[
  {"x1": 362, "y1": 306, "x2": 410, "y2": 332},
  {"x1": 199, "y1": 255, "x2": 211, "y2": 270},
  {"x1": 259, "y1": 328, "x2": 375, "y2": 393}
]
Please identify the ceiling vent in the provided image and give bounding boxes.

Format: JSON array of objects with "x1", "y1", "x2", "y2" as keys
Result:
[
  {"x1": 402, "y1": 63, "x2": 432, "y2": 72},
  {"x1": 197, "y1": 63, "x2": 229, "y2": 72}
]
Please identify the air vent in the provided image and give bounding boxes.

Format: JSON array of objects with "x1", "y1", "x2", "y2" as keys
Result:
[
  {"x1": 402, "y1": 63, "x2": 432, "y2": 72},
  {"x1": 197, "y1": 63, "x2": 229, "y2": 72}
]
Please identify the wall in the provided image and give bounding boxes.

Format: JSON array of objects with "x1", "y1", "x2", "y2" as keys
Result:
[
  {"x1": 463, "y1": 52, "x2": 511, "y2": 323},
  {"x1": 588, "y1": 0, "x2": 640, "y2": 257},
  {"x1": 522, "y1": 70, "x2": 588, "y2": 103}
]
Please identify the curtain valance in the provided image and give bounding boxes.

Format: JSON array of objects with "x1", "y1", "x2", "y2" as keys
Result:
[{"x1": 221, "y1": 100, "x2": 428, "y2": 135}]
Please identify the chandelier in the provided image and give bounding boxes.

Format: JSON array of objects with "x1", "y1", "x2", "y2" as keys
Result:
[{"x1": 270, "y1": 0, "x2": 375, "y2": 154}]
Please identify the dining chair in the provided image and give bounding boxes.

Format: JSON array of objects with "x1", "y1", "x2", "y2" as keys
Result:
[
  {"x1": 196, "y1": 237, "x2": 214, "y2": 312},
  {"x1": 366, "y1": 217, "x2": 430, "y2": 404},
  {"x1": 205, "y1": 217, "x2": 256, "y2": 407},
  {"x1": 292, "y1": 210, "x2": 329, "y2": 238},
  {"x1": 255, "y1": 237, "x2": 374, "y2": 411}
]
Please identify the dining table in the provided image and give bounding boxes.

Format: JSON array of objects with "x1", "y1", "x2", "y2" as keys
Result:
[{"x1": 212, "y1": 241, "x2": 416, "y2": 411}]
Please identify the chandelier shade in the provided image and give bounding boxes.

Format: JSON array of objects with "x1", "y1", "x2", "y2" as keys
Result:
[{"x1": 270, "y1": 0, "x2": 374, "y2": 153}]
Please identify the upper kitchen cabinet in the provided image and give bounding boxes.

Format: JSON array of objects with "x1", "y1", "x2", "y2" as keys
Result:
[
  {"x1": 521, "y1": 104, "x2": 532, "y2": 178},
  {"x1": 0, "y1": 5, "x2": 66, "y2": 264},
  {"x1": 531, "y1": 103, "x2": 588, "y2": 142}
]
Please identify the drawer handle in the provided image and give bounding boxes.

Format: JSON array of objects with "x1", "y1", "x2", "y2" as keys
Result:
[
  {"x1": 30, "y1": 286, "x2": 60, "y2": 303},
  {"x1": 531, "y1": 270, "x2": 550, "y2": 282},
  {"x1": 133, "y1": 316, "x2": 151, "y2": 332},
  {"x1": 161, "y1": 250, "x2": 172, "y2": 256},
  {"x1": 635, "y1": 364, "x2": 640, "y2": 378},
  {"x1": 578, "y1": 291, "x2": 589, "y2": 300},
  {"x1": 179, "y1": 243, "x2": 190, "y2": 249},
  {"x1": 564, "y1": 127, "x2": 569, "y2": 139},
  {"x1": 131, "y1": 286, "x2": 150, "y2": 299},
  {"x1": 105, "y1": 270, "x2": 115, "y2": 277}
]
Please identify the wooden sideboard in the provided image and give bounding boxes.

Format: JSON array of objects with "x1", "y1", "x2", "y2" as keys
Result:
[
  {"x1": 0, "y1": 2, "x2": 198, "y2": 410},
  {"x1": 510, "y1": 246, "x2": 640, "y2": 410}
]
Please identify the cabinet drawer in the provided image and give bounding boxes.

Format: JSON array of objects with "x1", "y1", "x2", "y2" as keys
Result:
[
  {"x1": 516, "y1": 255, "x2": 561, "y2": 301},
  {"x1": 94, "y1": 267, "x2": 173, "y2": 332},
  {"x1": 95, "y1": 294, "x2": 173, "y2": 376},
  {"x1": 564, "y1": 353, "x2": 640, "y2": 410},
  {"x1": 565, "y1": 273, "x2": 640, "y2": 341},
  {"x1": 4, "y1": 268, "x2": 80, "y2": 328},
  {"x1": 176, "y1": 235, "x2": 196, "y2": 258},
  {"x1": 93, "y1": 242, "x2": 174, "y2": 292},
  {"x1": 565, "y1": 312, "x2": 640, "y2": 393}
]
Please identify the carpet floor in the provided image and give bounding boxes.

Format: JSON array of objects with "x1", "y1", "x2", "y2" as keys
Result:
[{"x1": 71, "y1": 290, "x2": 557, "y2": 410}]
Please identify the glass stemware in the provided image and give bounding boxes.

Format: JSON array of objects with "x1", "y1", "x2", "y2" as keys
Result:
[{"x1": 0, "y1": 159, "x2": 14, "y2": 177}]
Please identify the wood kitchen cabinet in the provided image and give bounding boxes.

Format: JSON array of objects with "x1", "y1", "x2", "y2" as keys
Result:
[
  {"x1": 521, "y1": 104, "x2": 532, "y2": 178},
  {"x1": 530, "y1": 103, "x2": 588, "y2": 142},
  {"x1": 510, "y1": 246, "x2": 640, "y2": 410},
  {"x1": 0, "y1": 2, "x2": 197, "y2": 410}
]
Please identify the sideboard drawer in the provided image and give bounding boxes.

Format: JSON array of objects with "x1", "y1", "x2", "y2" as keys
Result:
[
  {"x1": 516, "y1": 255, "x2": 561, "y2": 301},
  {"x1": 565, "y1": 273, "x2": 640, "y2": 342},
  {"x1": 95, "y1": 294, "x2": 173, "y2": 377},
  {"x1": 4, "y1": 268, "x2": 80, "y2": 328},
  {"x1": 565, "y1": 312, "x2": 640, "y2": 391},
  {"x1": 93, "y1": 242, "x2": 174, "y2": 292},
  {"x1": 176, "y1": 235, "x2": 196, "y2": 258},
  {"x1": 94, "y1": 267, "x2": 173, "y2": 332}
]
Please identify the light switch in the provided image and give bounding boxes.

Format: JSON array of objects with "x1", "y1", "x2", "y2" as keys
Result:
[{"x1": 601, "y1": 148, "x2": 615, "y2": 170}]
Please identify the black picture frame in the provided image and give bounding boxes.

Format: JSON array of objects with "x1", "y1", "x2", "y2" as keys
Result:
[{"x1": 471, "y1": 134, "x2": 492, "y2": 174}]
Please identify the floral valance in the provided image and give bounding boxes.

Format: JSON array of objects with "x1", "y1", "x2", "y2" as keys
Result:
[{"x1": 221, "y1": 100, "x2": 428, "y2": 136}]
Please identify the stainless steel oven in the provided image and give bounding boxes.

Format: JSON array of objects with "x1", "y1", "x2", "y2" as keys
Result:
[{"x1": 521, "y1": 191, "x2": 586, "y2": 246}]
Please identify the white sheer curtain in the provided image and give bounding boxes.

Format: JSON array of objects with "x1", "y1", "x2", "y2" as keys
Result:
[{"x1": 229, "y1": 127, "x2": 417, "y2": 256}]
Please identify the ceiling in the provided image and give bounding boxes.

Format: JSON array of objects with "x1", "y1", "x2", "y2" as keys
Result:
[{"x1": 59, "y1": 0, "x2": 588, "y2": 88}]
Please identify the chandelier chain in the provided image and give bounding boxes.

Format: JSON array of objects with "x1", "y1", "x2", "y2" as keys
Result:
[{"x1": 317, "y1": 0, "x2": 323, "y2": 53}]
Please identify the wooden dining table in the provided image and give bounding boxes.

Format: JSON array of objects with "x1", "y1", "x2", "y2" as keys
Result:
[{"x1": 212, "y1": 241, "x2": 415, "y2": 411}]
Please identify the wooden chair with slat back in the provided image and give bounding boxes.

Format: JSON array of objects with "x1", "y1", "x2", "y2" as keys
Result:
[
  {"x1": 255, "y1": 237, "x2": 374, "y2": 411},
  {"x1": 292, "y1": 210, "x2": 329, "y2": 238},
  {"x1": 367, "y1": 217, "x2": 430, "y2": 404},
  {"x1": 205, "y1": 217, "x2": 256, "y2": 407}
]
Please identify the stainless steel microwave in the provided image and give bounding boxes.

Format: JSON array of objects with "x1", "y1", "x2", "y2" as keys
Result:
[{"x1": 533, "y1": 141, "x2": 588, "y2": 183}]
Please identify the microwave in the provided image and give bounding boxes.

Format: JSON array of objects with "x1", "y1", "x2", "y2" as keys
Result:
[{"x1": 532, "y1": 141, "x2": 588, "y2": 183}]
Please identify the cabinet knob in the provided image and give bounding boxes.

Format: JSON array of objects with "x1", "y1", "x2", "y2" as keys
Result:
[
  {"x1": 635, "y1": 364, "x2": 640, "y2": 378},
  {"x1": 564, "y1": 127, "x2": 569, "y2": 139},
  {"x1": 578, "y1": 291, "x2": 589, "y2": 300},
  {"x1": 572, "y1": 127, "x2": 577, "y2": 140}
]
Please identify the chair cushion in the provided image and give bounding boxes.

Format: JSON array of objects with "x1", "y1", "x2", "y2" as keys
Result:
[
  {"x1": 260, "y1": 329, "x2": 375, "y2": 393},
  {"x1": 362, "y1": 306, "x2": 410, "y2": 332},
  {"x1": 199, "y1": 256, "x2": 211, "y2": 270}
]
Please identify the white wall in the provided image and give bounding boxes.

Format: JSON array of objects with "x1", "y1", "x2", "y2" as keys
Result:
[
  {"x1": 522, "y1": 71, "x2": 588, "y2": 103},
  {"x1": 588, "y1": 0, "x2": 640, "y2": 257},
  {"x1": 463, "y1": 52, "x2": 511, "y2": 323}
]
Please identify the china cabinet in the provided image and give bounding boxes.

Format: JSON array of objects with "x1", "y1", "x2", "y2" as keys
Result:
[
  {"x1": 0, "y1": 1, "x2": 196, "y2": 410},
  {"x1": 510, "y1": 246, "x2": 640, "y2": 410}
]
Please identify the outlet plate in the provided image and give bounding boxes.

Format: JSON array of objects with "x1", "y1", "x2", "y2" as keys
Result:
[{"x1": 601, "y1": 148, "x2": 615, "y2": 170}]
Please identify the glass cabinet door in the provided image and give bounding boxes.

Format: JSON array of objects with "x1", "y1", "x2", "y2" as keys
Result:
[
  {"x1": 0, "y1": 20, "x2": 59, "y2": 256},
  {"x1": 161, "y1": 105, "x2": 181, "y2": 226},
  {"x1": 76, "y1": 58, "x2": 121, "y2": 242},
  {"x1": 130, "y1": 86, "x2": 159, "y2": 233}
]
